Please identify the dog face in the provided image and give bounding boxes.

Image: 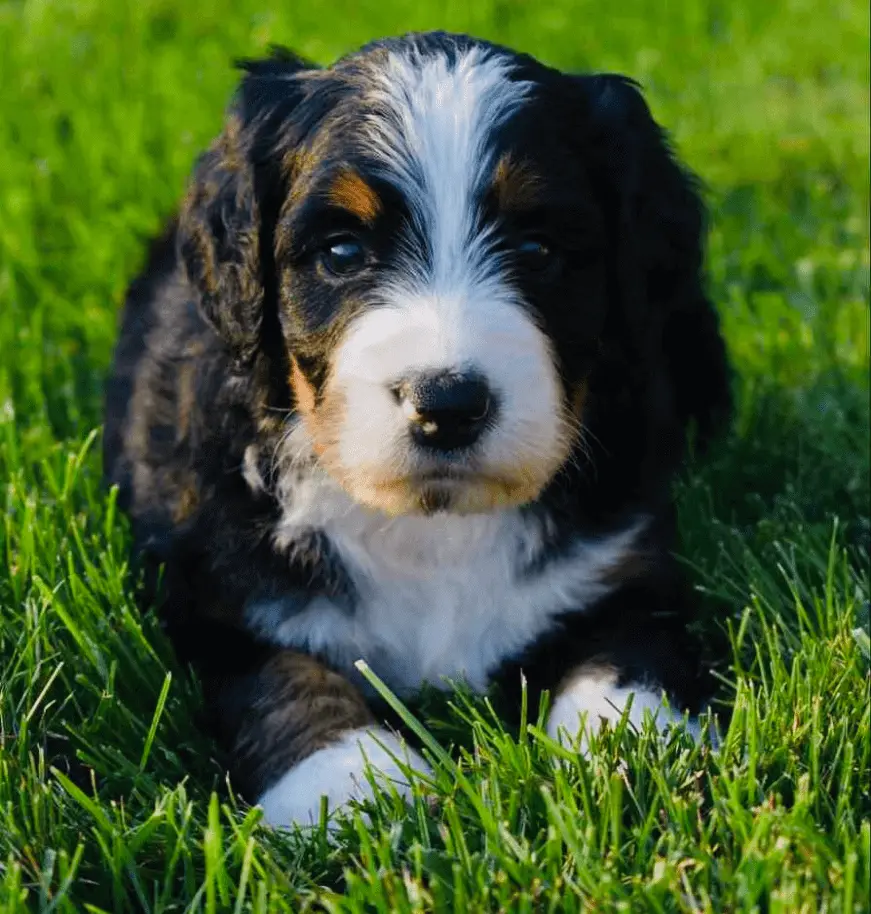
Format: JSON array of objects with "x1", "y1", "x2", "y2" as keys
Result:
[
  {"x1": 179, "y1": 34, "x2": 731, "y2": 518},
  {"x1": 276, "y1": 43, "x2": 609, "y2": 515}
]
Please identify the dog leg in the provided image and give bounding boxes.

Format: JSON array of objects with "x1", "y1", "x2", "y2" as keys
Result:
[{"x1": 205, "y1": 650, "x2": 431, "y2": 829}]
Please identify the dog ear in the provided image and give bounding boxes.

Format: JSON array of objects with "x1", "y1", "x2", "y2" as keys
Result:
[
  {"x1": 177, "y1": 48, "x2": 317, "y2": 368},
  {"x1": 577, "y1": 74, "x2": 732, "y2": 450}
]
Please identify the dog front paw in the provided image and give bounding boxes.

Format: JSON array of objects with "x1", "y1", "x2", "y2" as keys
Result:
[
  {"x1": 256, "y1": 727, "x2": 432, "y2": 830},
  {"x1": 546, "y1": 667, "x2": 706, "y2": 752}
]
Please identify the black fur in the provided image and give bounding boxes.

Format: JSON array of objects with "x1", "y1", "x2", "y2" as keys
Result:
[{"x1": 104, "y1": 32, "x2": 731, "y2": 804}]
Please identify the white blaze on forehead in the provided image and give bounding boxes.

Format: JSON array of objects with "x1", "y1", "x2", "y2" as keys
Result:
[{"x1": 362, "y1": 46, "x2": 532, "y2": 289}]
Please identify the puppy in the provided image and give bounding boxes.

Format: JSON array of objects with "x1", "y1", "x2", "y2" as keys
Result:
[{"x1": 104, "y1": 31, "x2": 731, "y2": 828}]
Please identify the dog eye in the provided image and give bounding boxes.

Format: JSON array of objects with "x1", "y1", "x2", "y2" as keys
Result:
[
  {"x1": 514, "y1": 236, "x2": 553, "y2": 268},
  {"x1": 320, "y1": 237, "x2": 367, "y2": 276}
]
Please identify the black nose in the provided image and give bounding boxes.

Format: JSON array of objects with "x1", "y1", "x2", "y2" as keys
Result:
[{"x1": 397, "y1": 372, "x2": 494, "y2": 451}]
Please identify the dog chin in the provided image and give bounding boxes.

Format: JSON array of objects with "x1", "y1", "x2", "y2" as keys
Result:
[{"x1": 340, "y1": 472, "x2": 545, "y2": 518}]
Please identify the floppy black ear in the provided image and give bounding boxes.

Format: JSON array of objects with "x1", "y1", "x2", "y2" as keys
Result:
[
  {"x1": 178, "y1": 48, "x2": 317, "y2": 367},
  {"x1": 578, "y1": 74, "x2": 732, "y2": 450}
]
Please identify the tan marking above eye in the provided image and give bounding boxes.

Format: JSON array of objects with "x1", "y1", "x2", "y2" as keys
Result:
[
  {"x1": 492, "y1": 154, "x2": 542, "y2": 212},
  {"x1": 327, "y1": 169, "x2": 383, "y2": 224}
]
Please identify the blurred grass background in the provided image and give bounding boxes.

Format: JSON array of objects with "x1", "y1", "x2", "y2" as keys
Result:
[{"x1": 0, "y1": 1, "x2": 868, "y2": 910}]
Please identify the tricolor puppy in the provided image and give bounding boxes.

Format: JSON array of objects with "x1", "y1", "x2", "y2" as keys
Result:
[{"x1": 104, "y1": 32, "x2": 731, "y2": 828}]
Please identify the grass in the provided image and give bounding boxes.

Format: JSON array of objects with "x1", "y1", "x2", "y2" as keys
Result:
[{"x1": 0, "y1": 0, "x2": 868, "y2": 909}]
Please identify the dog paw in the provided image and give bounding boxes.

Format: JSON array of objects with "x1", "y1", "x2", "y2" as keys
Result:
[
  {"x1": 256, "y1": 727, "x2": 432, "y2": 830},
  {"x1": 546, "y1": 668, "x2": 709, "y2": 752}
]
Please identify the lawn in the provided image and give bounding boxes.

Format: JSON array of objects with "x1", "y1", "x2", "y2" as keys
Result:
[{"x1": 0, "y1": 0, "x2": 869, "y2": 910}]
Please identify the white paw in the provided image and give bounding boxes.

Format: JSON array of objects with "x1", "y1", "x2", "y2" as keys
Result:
[
  {"x1": 256, "y1": 727, "x2": 432, "y2": 830},
  {"x1": 546, "y1": 668, "x2": 705, "y2": 753}
]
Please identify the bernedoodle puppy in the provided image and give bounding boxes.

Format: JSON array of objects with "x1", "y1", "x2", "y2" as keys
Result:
[{"x1": 104, "y1": 31, "x2": 731, "y2": 828}]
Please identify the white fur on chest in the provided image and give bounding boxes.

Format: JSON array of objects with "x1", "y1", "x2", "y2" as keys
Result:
[{"x1": 247, "y1": 466, "x2": 642, "y2": 695}]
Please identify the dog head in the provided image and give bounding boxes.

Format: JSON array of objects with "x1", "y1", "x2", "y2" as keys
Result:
[{"x1": 179, "y1": 33, "x2": 730, "y2": 517}]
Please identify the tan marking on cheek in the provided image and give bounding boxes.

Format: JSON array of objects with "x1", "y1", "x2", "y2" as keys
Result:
[
  {"x1": 327, "y1": 169, "x2": 382, "y2": 225},
  {"x1": 289, "y1": 357, "x2": 347, "y2": 461},
  {"x1": 492, "y1": 154, "x2": 542, "y2": 211},
  {"x1": 290, "y1": 358, "x2": 317, "y2": 418}
]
